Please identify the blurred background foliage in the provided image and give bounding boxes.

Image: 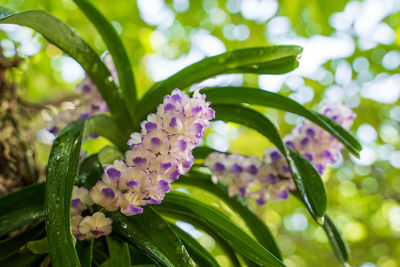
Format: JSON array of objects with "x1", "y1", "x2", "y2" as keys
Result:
[{"x1": 0, "y1": 0, "x2": 399, "y2": 266}]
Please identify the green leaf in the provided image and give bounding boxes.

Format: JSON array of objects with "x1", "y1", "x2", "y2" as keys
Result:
[
  {"x1": 287, "y1": 147, "x2": 327, "y2": 222},
  {"x1": 45, "y1": 120, "x2": 85, "y2": 267},
  {"x1": 0, "y1": 183, "x2": 45, "y2": 236},
  {"x1": 0, "y1": 250, "x2": 43, "y2": 267},
  {"x1": 0, "y1": 7, "x2": 132, "y2": 134},
  {"x1": 98, "y1": 145, "x2": 124, "y2": 165},
  {"x1": 106, "y1": 207, "x2": 195, "y2": 267},
  {"x1": 85, "y1": 114, "x2": 128, "y2": 151},
  {"x1": 78, "y1": 154, "x2": 103, "y2": 189},
  {"x1": 104, "y1": 236, "x2": 131, "y2": 267},
  {"x1": 136, "y1": 45, "x2": 302, "y2": 122},
  {"x1": 176, "y1": 171, "x2": 282, "y2": 260},
  {"x1": 168, "y1": 223, "x2": 220, "y2": 267},
  {"x1": 158, "y1": 193, "x2": 285, "y2": 267},
  {"x1": 72, "y1": 0, "x2": 137, "y2": 118},
  {"x1": 323, "y1": 214, "x2": 350, "y2": 266},
  {"x1": 26, "y1": 237, "x2": 49, "y2": 255},
  {"x1": 0, "y1": 222, "x2": 45, "y2": 260},
  {"x1": 76, "y1": 240, "x2": 93, "y2": 267},
  {"x1": 203, "y1": 86, "x2": 361, "y2": 157},
  {"x1": 192, "y1": 147, "x2": 218, "y2": 160},
  {"x1": 212, "y1": 104, "x2": 327, "y2": 221}
]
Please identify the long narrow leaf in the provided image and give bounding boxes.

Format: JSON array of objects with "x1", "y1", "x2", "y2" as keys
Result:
[
  {"x1": 136, "y1": 45, "x2": 302, "y2": 122},
  {"x1": 78, "y1": 154, "x2": 103, "y2": 189},
  {"x1": 73, "y1": 0, "x2": 137, "y2": 118},
  {"x1": 287, "y1": 147, "x2": 328, "y2": 221},
  {"x1": 158, "y1": 193, "x2": 285, "y2": 267},
  {"x1": 0, "y1": 222, "x2": 45, "y2": 260},
  {"x1": 168, "y1": 223, "x2": 220, "y2": 267},
  {"x1": 0, "y1": 7, "x2": 132, "y2": 133},
  {"x1": 85, "y1": 114, "x2": 128, "y2": 151},
  {"x1": 203, "y1": 86, "x2": 361, "y2": 157},
  {"x1": 212, "y1": 104, "x2": 327, "y2": 221},
  {"x1": 45, "y1": 120, "x2": 85, "y2": 267},
  {"x1": 0, "y1": 250, "x2": 43, "y2": 267},
  {"x1": 104, "y1": 236, "x2": 131, "y2": 267},
  {"x1": 0, "y1": 183, "x2": 45, "y2": 236},
  {"x1": 323, "y1": 214, "x2": 350, "y2": 266},
  {"x1": 76, "y1": 240, "x2": 93, "y2": 267},
  {"x1": 176, "y1": 171, "x2": 282, "y2": 260},
  {"x1": 106, "y1": 207, "x2": 195, "y2": 267}
]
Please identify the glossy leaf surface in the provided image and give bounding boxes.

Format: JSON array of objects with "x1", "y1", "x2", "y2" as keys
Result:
[
  {"x1": 159, "y1": 193, "x2": 285, "y2": 267},
  {"x1": 45, "y1": 120, "x2": 85, "y2": 267},
  {"x1": 203, "y1": 87, "x2": 361, "y2": 157},
  {"x1": 0, "y1": 183, "x2": 45, "y2": 236},
  {"x1": 106, "y1": 207, "x2": 195, "y2": 267},
  {"x1": 73, "y1": 0, "x2": 137, "y2": 118},
  {"x1": 136, "y1": 45, "x2": 302, "y2": 122}
]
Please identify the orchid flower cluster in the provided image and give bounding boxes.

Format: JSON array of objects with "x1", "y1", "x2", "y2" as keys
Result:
[
  {"x1": 205, "y1": 104, "x2": 355, "y2": 205},
  {"x1": 70, "y1": 186, "x2": 113, "y2": 240},
  {"x1": 89, "y1": 89, "x2": 215, "y2": 216},
  {"x1": 45, "y1": 55, "x2": 115, "y2": 136}
]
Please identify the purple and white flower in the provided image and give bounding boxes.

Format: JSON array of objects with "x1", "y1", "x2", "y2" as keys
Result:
[
  {"x1": 205, "y1": 104, "x2": 355, "y2": 205},
  {"x1": 77, "y1": 212, "x2": 113, "y2": 239},
  {"x1": 90, "y1": 89, "x2": 215, "y2": 216},
  {"x1": 71, "y1": 186, "x2": 93, "y2": 216},
  {"x1": 45, "y1": 54, "x2": 115, "y2": 136}
]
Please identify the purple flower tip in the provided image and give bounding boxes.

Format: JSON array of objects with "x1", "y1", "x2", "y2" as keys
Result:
[
  {"x1": 151, "y1": 137, "x2": 162, "y2": 146},
  {"x1": 90, "y1": 228, "x2": 105, "y2": 236},
  {"x1": 300, "y1": 137, "x2": 310, "y2": 146},
  {"x1": 304, "y1": 153, "x2": 313, "y2": 161},
  {"x1": 178, "y1": 140, "x2": 187, "y2": 152},
  {"x1": 158, "y1": 180, "x2": 171, "y2": 192},
  {"x1": 169, "y1": 117, "x2": 178, "y2": 128},
  {"x1": 193, "y1": 123, "x2": 204, "y2": 138},
  {"x1": 191, "y1": 106, "x2": 202, "y2": 114},
  {"x1": 267, "y1": 174, "x2": 278, "y2": 184},
  {"x1": 164, "y1": 103, "x2": 176, "y2": 112},
  {"x1": 171, "y1": 94, "x2": 182, "y2": 102},
  {"x1": 80, "y1": 113, "x2": 90, "y2": 120},
  {"x1": 248, "y1": 164, "x2": 258, "y2": 175},
  {"x1": 71, "y1": 198, "x2": 81, "y2": 208},
  {"x1": 238, "y1": 187, "x2": 246, "y2": 197},
  {"x1": 282, "y1": 165, "x2": 290, "y2": 173},
  {"x1": 49, "y1": 126, "x2": 59, "y2": 134},
  {"x1": 285, "y1": 141, "x2": 294, "y2": 148},
  {"x1": 232, "y1": 164, "x2": 243, "y2": 173},
  {"x1": 91, "y1": 104, "x2": 100, "y2": 111},
  {"x1": 306, "y1": 128, "x2": 315, "y2": 137},
  {"x1": 128, "y1": 204, "x2": 143, "y2": 215},
  {"x1": 322, "y1": 150, "x2": 332, "y2": 160},
  {"x1": 170, "y1": 169, "x2": 180, "y2": 181},
  {"x1": 279, "y1": 190, "x2": 289, "y2": 200},
  {"x1": 256, "y1": 198, "x2": 267, "y2": 206},
  {"x1": 107, "y1": 167, "x2": 121, "y2": 179},
  {"x1": 214, "y1": 162, "x2": 226, "y2": 172},
  {"x1": 271, "y1": 151, "x2": 282, "y2": 160},
  {"x1": 145, "y1": 122, "x2": 157, "y2": 132},
  {"x1": 160, "y1": 162, "x2": 173, "y2": 170},
  {"x1": 150, "y1": 199, "x2": 162, "y2": 204},
  {"x1": 82, "y1": 85, "x2": 91, "y2": 92},
  {"x1": 316, "y1": 164, "x2": 324, "y2": 174},
  {"x1": 133, "y1": 157, "x2": 147, "y2": 166},
  {"x1": 126, "y1": 180, "x2": 140, "y2": 189},
  {"x1": 182, "y1": 159, "x2": 193, "y2": 169},
  {"x1": 101, "y1": 187, "x2": 115, "y2": 199}
]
